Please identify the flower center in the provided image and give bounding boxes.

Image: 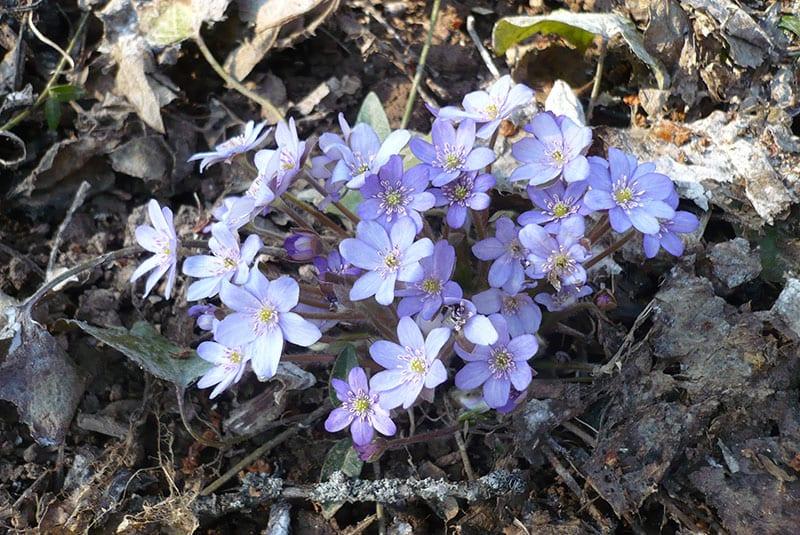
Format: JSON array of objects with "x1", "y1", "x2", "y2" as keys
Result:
[
  {"x1": 551, "y1": 149, "x2": 565, "y2": 163},
  {"x1": 258, "y1": 306, "x2": 277, "y2": 325},
  {"x1": 453, "y1": 185, "x2": 469, "y2": 201},
  {"x1": 421, "y1": 277, "x2": 441, "y2": 295},
  {"x1": 502, "y1": 295, "x2": 519, "y2": 314},
  {"x1": 350, "y1": 393, "x2": 372, "y2": 417},
  {"x1": 485, "y1": 103, "x2": 499, "y2": 119},
  {"x1": 409, "y1": 357, "x2": 427, "y2": 374},
  {"x1": 614, "y1": 187, "x2": 633, "y2": 204},
  {"x1": 435, "y1": 143, "x2": 466, "y2": 172},
  {"x1": 280, "y1": 149, "x2": 295, "y2": 171},
  {"x1": 223, "y1": 257, "x2": 237, "y2": 270},
  {"x1": 378, "y1": 246, "x2": 402, "y2": 277},
  {"x1": 489, "y1": 347, "x2": 516, "y2": 377},
  {"x1": 612, "y1": 178, "x2": 642, "y2": 210},
  {"x1": 507, "y1": 239, "x2": 526, "y2": 259},
  {"x1": 378, "y1": 182, "x2": 411, "y2": 216},
  {"x1": 552, "y1": 202, "x2": 570, "y2": 218},
  {"x1": 399, "y1": 347, "x2": 429, "y2": 383},
  {"x1": 228, "y1": 350, "x2": 242, "y2": 364}
]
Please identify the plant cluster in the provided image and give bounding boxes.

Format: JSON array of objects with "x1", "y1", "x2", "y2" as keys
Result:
[{"x1": 131, "y1": 76, "x2": 698, "y2": 456}]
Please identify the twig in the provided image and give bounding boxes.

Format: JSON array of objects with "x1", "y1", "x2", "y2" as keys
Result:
[
  {"x1": 0, "y1": 11, "x2": 89, "y2": 132},
  {"x1": 584, "y1": 229, "x2": 636, "y2": 270},
  {"x1": 455, "y1": 423, "x2": 476, "y2": 481},
  {"x1": 586, "y1": 37, "x2": 608, "y2": 123},
  {"x1": 200, "y1": 403, "x2": 330, "y2": 496},
  {"x1": 20, "y1": 245, "x2": 142, "y2": 317},
  {"x1": 401, "y1": 0, "x2": 442, "y2": 129},
  {"x1": 47, "y1": 181, "x2": 90, "y2": 276},
  {"x1": 465, "y1": 15, "x2": 500, "y2": 79},
  {"x1": 194, "y1": 33, "x2": 283, "y2": 123},
  {"x1": 372, "y1": 463, "x2": 386, "y2": 535},
  {"x1": 27, "y1": 11, "x2": 74, "y2": 71},
  {"x1": 193, "y1": 470, "x2": 526, "y2": 517},
  {"x1": 303, "y1": 174, "x2": 360, "y2": 225}
]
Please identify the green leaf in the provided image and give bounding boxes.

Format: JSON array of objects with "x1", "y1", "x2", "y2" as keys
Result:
[
  {"x1": 356, "y1": 92, "x2": 391, "y2": 141},
  {"x1": 780, "y1": 15, "x2": 800, "y2": 39},
  {"x1": 492, "y1": 11, "x2": 669, "y2": 89},
  {"x1": 329, "y1": 344, "x2": 359, "y2": 406},
  {"x1": 320, "y1": 438, "x2": 363, "y2": 517},
  {"x1": 44, "y1": 98, "x2": 61, "y2": 131},
  {"x1": 48, "y1": 84, "x2": 83, "y2": 103},
  {"x1": 70, "y1": 320, "x2": 212, "y2": 387}
]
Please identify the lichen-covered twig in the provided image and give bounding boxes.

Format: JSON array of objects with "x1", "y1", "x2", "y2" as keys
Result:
[{"x1": 193, "y1": 470, "x2": 526, "y2": 519}]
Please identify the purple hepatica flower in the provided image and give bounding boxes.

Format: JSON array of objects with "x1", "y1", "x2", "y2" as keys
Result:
[
  {"x1": 472, "y1": 288, "x2": 542, "y2": 337},
  {"x1": 339, "y1": 218, "x2": 434, "y2": 306},
  {"x1": 182, "y1": 224, "x2": 262, "y2": 301},
  {"x1": 472, "y1": 217, "x2": 528, "y2": 292},
  {"x1": 188, "y1": 304, "x2": 220, "y2": 332},
  {"x1": 643, "y1": 211, "x2": 699, "y2": 258},
  {"x1": 431, "y1": 171, "x2": 494, "y2": 229},
  {"x1": 196, "y1": 340, "x2": 250, "y2": 399},
  {"x1": 312, "y1": 113, "x2": 411, "y2": 189},
  {"x1": 437, "y1": 75, "x2": 534, "y2": 139},
  {"x1": 583, "y1": 148, "x2": 676, "y2": 234},
  {"x1": 131, "y1": 199, "x2": 179, "y2": 299},
  {"x1": 254, "y1": 117, "x2": 307, "y2": 198},
  {"x1": 216, "y1": 266, "x2": 322, "y2": 380},
  {"x1": 410, "y1": 118, "x2": 496, "y2": 187},
  {"x1": 313, "y1": 250, "x2": 361, "y2": 281},
  {"x1": 358, "y1": 155, "x2": 435, "y2": 232},
  {"x1": 397, "y1": 240, "x2": 463, "y2": 320},
  {"x1": 520, "y1": 217, "x2": 589, "y2": 290},
  {"x1": 188, "y1": 120, "x2": 271, "y2": 173},
  {"x1": 369, "y1": 316, "x2": 450, "y2": 410},
  {"x1": 205, "y1": 196, "x2": 257, "y2": 233},
  {"x1": 326, "y1": 367, "x2": 396, "y2": 446},
  {"x1": 444, "y1": 297, "x2": 498, "y2": 345},
  {"x1": 510, "y1": 112, "x2": 592, "y2": 186},
  {"x1": 534, "y1": 284, "x2": 593, "y2": 312},
  {"x1": 518, "y1": 180, "x2": 588, "y2": 233},
  {"x1": 455, "y1": 315, "x2": 538, "y2": 409},
  {"x1": 284, "y1": 232, "x2": 322, "y2": 262}
]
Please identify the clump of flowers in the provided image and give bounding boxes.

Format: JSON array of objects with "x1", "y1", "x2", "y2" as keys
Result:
[{"x1": 129, "y1": 76, "x2": 700, "y2": 456}]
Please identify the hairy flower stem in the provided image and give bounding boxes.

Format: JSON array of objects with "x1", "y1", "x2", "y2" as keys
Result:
[
  {"x1": 193, "y1": 34, "x2": 283, "y2": 123},
  {"x1": 301, "y1": 311, "x2": 366, "y2": 322},
  {"x1": 283, "y1": 192, "x2": 349, "y2": 238},
  {"x1": 386, "y1": 424, "x2": 460, "y2": 450},
  {"x1": 401, "y1": 0, "x2": 442, "y2": 129},
  {"x1": 0, "y1": 12, "x2": 89, "y2": 132},
  {"x1": 298, "y1": 294, "x2": 333, "y2": 309},
  {"x1": 275, "y1": 198, "x2": 318, "y2": 234},
  {"x1": 302, "y1": 174, "x2": 360, "y2": 225},
  {"x1": 587, "y1": 215, "x2": 610, "y2": 244},
  {"x1": 471, "y1": 208, "x2": 489, "y2": 240},
  {"x1": 535, "y1": 360, "x2": 598, "y2": 373},
  {"x1": 283, "y1": 353, "x2": 336, "y2": 364},
  {"x1": 585, "y1": 229, "x2": 636, "y2": 269},
  {"x1": 20, "y1": 245, "x2": 142, "y2": 316},
  {"x1": 244, "y1": 223, "x2": 287, "y2": 242}
]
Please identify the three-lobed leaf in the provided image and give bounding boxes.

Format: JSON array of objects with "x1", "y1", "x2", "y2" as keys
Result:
[{"x1": 356, "y1": 91, "x2": 391, "y2": 141}]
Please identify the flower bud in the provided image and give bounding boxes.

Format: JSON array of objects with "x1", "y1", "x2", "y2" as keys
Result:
[
  {"x1": 594, "y1": 288, "x2": 617, "y2": 311},
  {"x1": 283, "y1": 232, "x2": 321, "y2": 262}
]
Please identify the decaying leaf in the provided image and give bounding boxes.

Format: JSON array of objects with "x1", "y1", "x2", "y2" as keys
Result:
[
  {"x1": 544, "y1": 79, "x2": 585, "y2": 126},
  {"x1": 70, "y1": 320, "x2": 211, "y2": 388},
  {"x1": 0, "y1": 319, "x2": 87, "y2": 446},
  {"x1": 0, "y1": 130, "x2": 26, "y2": 168},
  {"x1": 492, "y1": 11, "x2": 670, "y2": 89},
  {"x1": 224, "y1": 0, "x2": 339, "y2": 81}
]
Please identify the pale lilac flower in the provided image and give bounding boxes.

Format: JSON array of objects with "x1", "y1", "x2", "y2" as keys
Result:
[
  {"x1": 444, "y1": 297, "x2": 498, "y2": 345},
  {"x1": 431, "y1": 171, "x2": 494, "y2": 229},
  {"x1": 583, "y1": 148, "x2": 676, "y2": 234},
  {"x1": 437, "y1": 75, "x2": 534, "y2": 138},
  {"x1": 311, "y1": 113, "x2": 411, "y2": 189},
  {"x1": 284, "y1": 232, "x2": 321, "y2": 262},
  {"x1": 520, "y1": 218, "x2": 589, "y2": 290},
  {"x1": 534, "y1": 285, "x2": 593, "y2": 312},
  {"x1": 253, "y1": 118, "x2": 307, "y2": 198},
  {"x1": 358, "y1": 155, "x2": 435, "y2": 232},
  {"x1": 188, "y1": 304, "x2": 220, "y2": 332},
  {"x1": 510, "y1": 112, "x2": 592, "y2": 185},
  {"x1": 472, "y1": 288, "x2": 542, "y2": 337},
  {"x1": 397, "y1": 240, "x2": 463, "y2": 320},
  {"x1": 472, "y1": 217, "x2": 528, "y2": 292},
  {"x1": 325, "y1": 367, "x2": 396, "y2": 446},
  {"x1": 518, "y1": 180, "x2": 588, "y2": 233},
  {"x1": 131, "y1": 199, "x2": 179, "y2": 299},
  {"x1": 205, "y1": 196, "x2": 257, "y2": 233},
  {"x1": 188, "y1": 121, "x2": 270, "y2": 172},
  {"x1": 216, "y1": 266, "x2": 322, "y2": 380},
  {"x1": 245, "y1": 172, "x2": 277, "y2": 212},
  {"x1": 369, "y1": 317, "x2": 450, "y2": 409},
  {"x1": 410, "y1": 118, "x2": 496, "y2": 187},
  {"x1": 196, "y1": 340, "x2": 250, "y2": 399},
  {"x1": 182, "y1": 224, "x2": 262, "y2": 301},
  {"x1": 642, "y1": 211, "x2": 699, "y2": 258},
  {"x1": 455, "y1": 315, "x2": 537, "y2": 409},
  {"x1": 339, "y1": 218, "x2": 434, "y2": 306}
]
